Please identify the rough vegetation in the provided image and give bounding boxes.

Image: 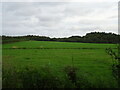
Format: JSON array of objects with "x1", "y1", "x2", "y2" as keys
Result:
[{"x1": 106, "y1": 46, "x2": 120, "y2": 87}]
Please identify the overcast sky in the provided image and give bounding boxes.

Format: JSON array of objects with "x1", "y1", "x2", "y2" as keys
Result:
[{"x1": 2, "y1": 2, "x2": 118, "y2": 38}]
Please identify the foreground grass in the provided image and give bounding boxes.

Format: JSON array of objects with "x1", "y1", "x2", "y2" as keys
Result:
[
  {"x1": 2, "y1": 41, "x2": 118, "y2": 88},
  {"x1": 3, "y1": 65, "x2": 96, "y2": 88}
]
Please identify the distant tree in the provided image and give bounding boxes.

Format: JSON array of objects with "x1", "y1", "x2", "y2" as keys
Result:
[{"x1": 2, "y1": 32, "x2": 120, "y2": 44}]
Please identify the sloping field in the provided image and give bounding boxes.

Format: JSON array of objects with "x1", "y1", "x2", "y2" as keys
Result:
[{"x1": 2, "y1": 41, "x2": 118, "y2": 88}]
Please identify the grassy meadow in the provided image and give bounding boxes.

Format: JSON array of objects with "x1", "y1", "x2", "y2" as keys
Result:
[{"x1": 2, "y1": 41, "x2": 118, "y2": 88}]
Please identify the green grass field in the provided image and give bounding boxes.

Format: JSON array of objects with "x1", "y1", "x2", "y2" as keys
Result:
[{"x1": 2, "y1": 41, "x2": 118, "y2": 88}]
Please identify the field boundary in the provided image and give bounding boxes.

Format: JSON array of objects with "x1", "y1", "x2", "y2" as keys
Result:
[{"x1": 3, "y1": 47, "x2": 117, "y2": 50}]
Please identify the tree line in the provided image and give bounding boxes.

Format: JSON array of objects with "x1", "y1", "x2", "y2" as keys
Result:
[{"x1": 1, "y1": 32, "x2": 120, "y2": 44}]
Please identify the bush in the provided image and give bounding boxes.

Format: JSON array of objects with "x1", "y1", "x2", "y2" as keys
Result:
[{"x1": 106, "y1": 47, "x2": 120, "y2": 88}]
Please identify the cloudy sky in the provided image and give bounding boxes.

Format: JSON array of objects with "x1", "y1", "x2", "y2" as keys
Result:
[{"x1": 2, "y1": 1, "x2": 118, "y2": 37}]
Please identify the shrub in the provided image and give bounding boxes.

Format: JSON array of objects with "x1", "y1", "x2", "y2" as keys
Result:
[{"x1": 106, "y1": 47, "x2": 120, "y2": 88}]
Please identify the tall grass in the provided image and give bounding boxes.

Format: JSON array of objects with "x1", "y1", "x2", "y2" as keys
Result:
[
  {"x1": 3, "y1": 65, "x2": 100, "y2": 88},
  {"x1": 3, "y1": 64, "x2": 115, "y2": 88}
]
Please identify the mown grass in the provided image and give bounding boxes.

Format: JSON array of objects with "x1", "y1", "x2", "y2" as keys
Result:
[
  {"x1": 2, "y1": 41, "x2": 117, "y2": 49},
  {"x1": 2, "y1": 41, "x2": 118, "y2": 88}
]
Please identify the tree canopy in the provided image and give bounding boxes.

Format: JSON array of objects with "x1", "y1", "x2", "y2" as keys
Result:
[{"x1": 2, "y1": 32, "x2": 120, "y2": 44}]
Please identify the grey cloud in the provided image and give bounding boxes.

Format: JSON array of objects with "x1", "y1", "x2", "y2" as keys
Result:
[
  {"x1": 2, "y1": 2, "x2": 118, "y2": 37},
  {"x1": 108, "y1": 15, "x2": 118, "y2": 19}
]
